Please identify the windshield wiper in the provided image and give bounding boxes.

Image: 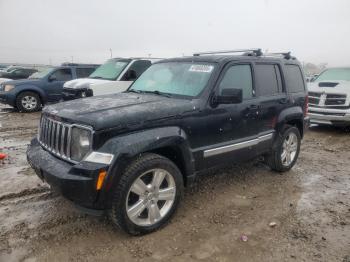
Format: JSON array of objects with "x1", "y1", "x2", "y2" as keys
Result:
[
  {"x1": 128, "y1": 89, "x2": 141, "y2": 94},
  {"x1": 90, "y1": 76, "x2": 104, "y2": 79},
  {"x1": 140, "y1": 90, "x2": 172, "y2": 98}
]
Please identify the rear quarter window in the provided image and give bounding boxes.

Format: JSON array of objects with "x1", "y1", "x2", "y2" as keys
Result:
[{"x1": 284, "y1": 64, "x2": 305, "y2": 93}]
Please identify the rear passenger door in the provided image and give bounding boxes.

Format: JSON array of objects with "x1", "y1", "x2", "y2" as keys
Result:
[{"x1": 253, "y1": 63, "x2": 288, "y2": 150}]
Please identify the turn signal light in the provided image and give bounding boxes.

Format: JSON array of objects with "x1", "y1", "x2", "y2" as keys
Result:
[{"x1": 96, "y1": 170, "x2": 107, "y2": 191}]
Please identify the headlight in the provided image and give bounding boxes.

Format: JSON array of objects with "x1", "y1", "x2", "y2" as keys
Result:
[
  {"x1": 4, "y1": 85, "x2": 15, "y2": 92},
  {"x1": 70, "y1": 127, "x2": 92, "y2": 162}
]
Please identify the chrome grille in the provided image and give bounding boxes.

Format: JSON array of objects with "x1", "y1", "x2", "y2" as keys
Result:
[
  {"x1": 325, "y1": 94, "x2": 347, "y2": 106},
  {"x1": 308, "y1": 92, "x2": 322, "y2": 106},
  {"x1": 308, "y1": 92, "x2": 347, "y2": 107},
  {"x1": 38, "y1": 116, "x2": 72, "y2": 160}
]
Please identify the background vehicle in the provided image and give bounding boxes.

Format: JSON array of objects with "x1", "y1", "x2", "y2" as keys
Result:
[
  {"x1": 308, "y1": 67, "x2": 350, "y2": 127},
  {"x1": 0, "y1": 67, "x2": 37, "y2": 80},
  {"x1": 0, "y1": 63, "x2": 98, "y2": 112},
  {"x1": 62, "y1": 58, "x2": 160, "y2": 100},
  {"x1": 27, "y1": 49, "x2": 309, "y2": 235}
]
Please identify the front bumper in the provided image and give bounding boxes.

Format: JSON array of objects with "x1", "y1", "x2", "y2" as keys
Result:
[
  {"x1": 308, "y1": 107, "x2": 350, "y2": 126},
  {"x1": 0, "y1": 91, "x2": 15, "y2": 106},
  {"x1": 27, "y1": 138, "x2": 110, "y2": 209}
]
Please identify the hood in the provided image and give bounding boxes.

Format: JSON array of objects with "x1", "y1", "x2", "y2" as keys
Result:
[
  {"x1": 1, "y1": 79, "x2": 43, "y2": 86},
  {"x1": 0, "y1": 78, "x2": 12, "y2": 84},
  {"x1": 63, "y1": 78, "x2": 112, "y2": 89},
  {"x1": 43, "y1": 92, "x2": 198, "y2": 131},
  {"x1": 308, "y1": 80, "x2": 350, "y2": 95}
]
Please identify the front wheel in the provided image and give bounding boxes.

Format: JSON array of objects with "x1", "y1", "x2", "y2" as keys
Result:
[
  {"x1": 16, "y1": 91, "x2": 41, "y2": 112},
  {"x1": 108, "y1": 153, "x2": 184, "y2": 235},
  {"x1": 265, "y1": 126, "x2": 301, "y2": 172}
]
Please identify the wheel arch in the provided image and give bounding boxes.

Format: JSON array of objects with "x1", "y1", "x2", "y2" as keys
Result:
[
  {"x1": 99, "y1": 127, "x2": 195, "y2": 207},
  {"x1": 15, "y1": 86, "x2": 46, "y2": 105},
  {"x1": 277, "y1": 106, "x2": 305, "y2": 138}
]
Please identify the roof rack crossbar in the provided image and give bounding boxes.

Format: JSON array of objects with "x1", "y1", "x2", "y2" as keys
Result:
[
  {"x1": 263, "y1": 52, "x2": 294, "y2": 60},
  {"x1": 193, "y1": 48, "x2": 262, "y2": 57}
]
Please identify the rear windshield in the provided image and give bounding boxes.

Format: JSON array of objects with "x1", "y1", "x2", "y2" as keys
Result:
[
  {"x1": 89, "y1": 59, "x2": 130, "y2": 80},
  {"x1": 315, "y1": 68, "x2": 350, "y2": 82}
]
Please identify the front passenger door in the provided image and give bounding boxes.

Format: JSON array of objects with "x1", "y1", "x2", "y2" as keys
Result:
[
  {"x1": 199, "y1": 63, "x2": 262, "y2": 168},
  {"x1": 46, "y1": 69, "x2": 73, "y2": 102}
]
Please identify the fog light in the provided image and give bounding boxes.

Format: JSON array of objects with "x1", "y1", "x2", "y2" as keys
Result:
[{"x1": 96, "y1": 170, "x2": 107, "y2": 191}]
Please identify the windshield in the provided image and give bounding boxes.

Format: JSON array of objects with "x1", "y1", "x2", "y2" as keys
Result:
[
  {"x1": 129, "y1": 62, "x2": 215, "y2": 97},
  {"x1": 29, "y1": 67, "x2": 54, "y2": 79},
  {"x1": 89, "y1": 59, "x2": 130, "y2": 80},
  {"x1": 315, "y1": 68, "x2": 350, "y2": 82}
]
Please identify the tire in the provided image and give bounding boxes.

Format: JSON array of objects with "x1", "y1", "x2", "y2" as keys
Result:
[
  {"x1": 16, "y1": 91, "x2": 41, "y2": 112},
  {"x1": 265, "y1": 126, "x2": 301, "y2": 172},
  {"x1": 108, "y1": 153, "x2": 184, "y2": 235}
]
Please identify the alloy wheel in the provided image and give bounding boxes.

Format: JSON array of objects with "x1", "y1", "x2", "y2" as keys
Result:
[
  {"x1": 21, "y1": 96, "x2": 37, "y2": 110},
  {"x1": 126, "y1": 168, "x2": 176, "y2": 226},
  {"x1": 281, "y1": 133, "x2": 298, "y2": 166}
]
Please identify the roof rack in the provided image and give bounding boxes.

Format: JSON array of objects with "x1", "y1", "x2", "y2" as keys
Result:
[
  {"x1": 263, "y1": 52, "x2": 295, "y2": 60},
  {"x1": 193, "y1": 48, "x2": 263, "y2": 57},
  {"x1": 61, "y1": 62, "x2": 100, "y2": 66}
]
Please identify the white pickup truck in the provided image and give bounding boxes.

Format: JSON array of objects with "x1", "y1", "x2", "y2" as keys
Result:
[
  {"x1": 62, "y1": 57, "x2": 160, "y2": 100},
  {"x1": 308, "y1": 67, "x2": 350, "y2": 127}
]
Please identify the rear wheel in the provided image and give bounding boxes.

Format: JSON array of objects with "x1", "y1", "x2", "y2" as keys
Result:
[
  {"x1": 108, "y1": 153, "x2": 184, "y2": 235},
  {"x1": 16, "y1": 91, "x2": 41, "y2": 112},
  {"x1": 265, "y1": 126, "x2": 301, "y2": 172}
]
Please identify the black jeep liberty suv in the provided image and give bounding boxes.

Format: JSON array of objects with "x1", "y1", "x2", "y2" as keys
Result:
[{"x1": 27, "y1": 49, "x2": 309, "y2": 235}]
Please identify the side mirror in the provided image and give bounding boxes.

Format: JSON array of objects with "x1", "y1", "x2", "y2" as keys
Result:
[
  {"x1": 125, "y1": 69, "x2": 137, "y2": 81},
  {"x1": 48, "y1": 75, "x2": 57, "y2": 82},
  {"x1": 215, "y1": 88, "x2": 243, "y2": 104}
]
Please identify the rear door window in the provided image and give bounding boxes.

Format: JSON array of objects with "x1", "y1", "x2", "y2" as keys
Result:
[
  {"x1": 284, "y1": 64, "x2": 305, "y2": 93},
  {"x1": 255, "y1": 64, "x2": 281, "y2": 96},
  {"x1": 76, "y1": 67, "x2": 96, "y2": 78}
]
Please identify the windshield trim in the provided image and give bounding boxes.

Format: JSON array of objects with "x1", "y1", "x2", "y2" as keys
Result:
[{"x1": 127, "y1": 61, "x2": 217, "y2": 100}]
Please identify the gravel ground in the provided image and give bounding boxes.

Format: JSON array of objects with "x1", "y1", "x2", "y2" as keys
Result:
[{"x1": 0, "y1": 104, "x2": 349, "y2": 262}]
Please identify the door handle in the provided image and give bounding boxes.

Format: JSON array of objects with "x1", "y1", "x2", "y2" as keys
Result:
[{"x1": 249, "y1": 104, "x2": 260, "y2": 110}]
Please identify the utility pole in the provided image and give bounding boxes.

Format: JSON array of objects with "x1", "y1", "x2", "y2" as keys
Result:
[
  {"x1": 71, "y1": 56, "x2": 74, "y2": 63},
  {"x1": 109, "y1": 48, "x2": 113, "y2": 58}
]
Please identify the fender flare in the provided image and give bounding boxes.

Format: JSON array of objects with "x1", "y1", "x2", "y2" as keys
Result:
[
  {"x1": 98, "y1": 126, "x2": 195, "y2": 204},
  {"x1": 14, "y1": 85, "x2": 47, "y2": 104},
  {"x1": 277, "y1": 106, "x2": 304, "y2": 136}
]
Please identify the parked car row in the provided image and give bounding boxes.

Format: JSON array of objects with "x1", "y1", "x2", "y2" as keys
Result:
[
  {"x1": 26, "y1": 49, "x2": 310, "y2": 235},
  {"x1": 0, "y1": 58, "x2": 159, "y2": 112},
  {"x1": 62, "y1": 57, "x2": 159, "y2": 100},
  {"x1": 0, "y1": 63, "x2": 98, "y2": 112}
]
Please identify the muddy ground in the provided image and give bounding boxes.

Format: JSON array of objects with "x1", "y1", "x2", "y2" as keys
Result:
[{"x1": 0, "y1": 104, "x2": 349, "y2": 262}]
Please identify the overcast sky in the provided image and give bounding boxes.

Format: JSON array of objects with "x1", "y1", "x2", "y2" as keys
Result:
[{"x1": 0, "y1": 0, "x2": 349, "y2": 66}]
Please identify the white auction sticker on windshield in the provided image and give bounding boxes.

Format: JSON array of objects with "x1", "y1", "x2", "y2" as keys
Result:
[{"x1": 189, "y1": 65, "x2": 213, "y2": 73}]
